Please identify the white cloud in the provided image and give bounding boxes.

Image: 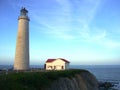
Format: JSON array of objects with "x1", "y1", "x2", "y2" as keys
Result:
[
  {"x1": 77, "y1": 24, "x2": 106, "y2": 42},
  {"x1": 76, "y1": 0, "x2": 101, "y2": 24},
  {"x1": 79, "y1": 27, "x2": 120, "y2": 49},
  {"x1": 47, "y1": 30, "x2": 75, "y2": 39},
  {"x1": 30, "y1": 0, "x2": 102, "y2": 40},
  {"x1": 55, "y1": 0, "x2": 72, "y2": 13},
  {"x1": 102, "y1": 40, "x2": 120, "y2": 49}
]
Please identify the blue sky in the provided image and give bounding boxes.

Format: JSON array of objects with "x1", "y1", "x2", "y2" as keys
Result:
[{"x1": 0, "y1": 0, "x2": 120, "y2": 65}]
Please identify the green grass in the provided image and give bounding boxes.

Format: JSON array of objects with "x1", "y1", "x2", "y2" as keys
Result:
[{"x1": 0, "y1": 69, "x2": 88, "y2": 90}]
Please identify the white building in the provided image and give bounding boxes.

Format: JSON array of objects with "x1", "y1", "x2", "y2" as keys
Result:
[{"x1": 45, "y1": 58, "x2": 70, "y2": 70}]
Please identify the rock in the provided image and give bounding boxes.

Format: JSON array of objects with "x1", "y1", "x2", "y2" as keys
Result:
[{"x1": 44, "y1": 71, "x2": 98, "y2": 90}]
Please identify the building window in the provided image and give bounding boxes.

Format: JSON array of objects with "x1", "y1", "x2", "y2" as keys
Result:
[{"x1": 48, "y1": 66, "x2": 52, "y2": 69}]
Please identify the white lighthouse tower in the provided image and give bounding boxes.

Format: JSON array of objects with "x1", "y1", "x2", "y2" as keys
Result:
[{"x1": 14, "y1": 8, "x2": 30, "y2": 70}]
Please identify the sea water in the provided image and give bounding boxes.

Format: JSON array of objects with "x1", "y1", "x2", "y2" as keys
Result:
[
  {"x1": 70, "y1": 65, "x2": 120, "y2": 90},
  {"x1": 0, "y1": 65, "x2": 120, "y2": 90},
  {"x1": 70, "y1": 65, "x2": 120, "y2": 81}
]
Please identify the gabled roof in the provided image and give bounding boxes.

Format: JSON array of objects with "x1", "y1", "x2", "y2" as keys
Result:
[
  {"x1": 59, "y1": 58, "x2": 70, "y2": 63},
  {"x1": 46, "y1": 58, "x2": 70, "y2": 63},
  {"x1": 46, "y1": 59, "x2": 55, "y2": 63}
]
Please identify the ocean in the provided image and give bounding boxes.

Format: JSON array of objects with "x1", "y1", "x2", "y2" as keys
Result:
[
  {"x1": 71, "y1": 65, "x2": 120, "y2": 90},
  {"x1": 0, "y1": 65, "x2": 120, "y2": 90},
  {"x1": 71, "y1": 65, "x2": 120, "y2": 81}
]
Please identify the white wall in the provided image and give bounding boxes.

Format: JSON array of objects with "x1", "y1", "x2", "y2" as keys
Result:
[{"x1": 45, "y1": 59, "x2": 70, "y2": 70}]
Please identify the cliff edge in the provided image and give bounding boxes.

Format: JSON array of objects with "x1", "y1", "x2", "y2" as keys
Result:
[
  {"x1": 43, "y1": 71, "x2": 98, "y2": 90},
  {"x1": 0, "y1": 69, "x2": 98, "y2": 90}
]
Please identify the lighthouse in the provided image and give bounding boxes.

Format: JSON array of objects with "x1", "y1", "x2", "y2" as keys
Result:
[{"x1": 14, "y1": 8, "x2": 30, "y2": 70}]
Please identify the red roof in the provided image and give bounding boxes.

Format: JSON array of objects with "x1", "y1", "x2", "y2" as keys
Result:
[
  {"x1": 46, "y1": 59, "x2": 55, "y2": 62},
  {"x1": 46, "y1": 58, "x2": 70, "y2": 63}
]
